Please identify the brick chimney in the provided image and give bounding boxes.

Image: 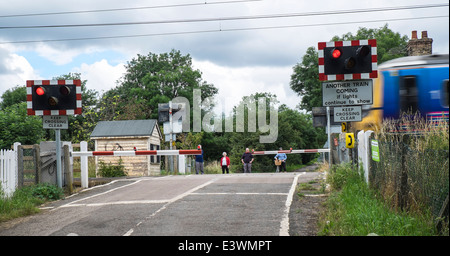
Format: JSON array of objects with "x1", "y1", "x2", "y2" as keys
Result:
[{"x1": 407, "y1": 30, "x2": 433, "y2": 56}]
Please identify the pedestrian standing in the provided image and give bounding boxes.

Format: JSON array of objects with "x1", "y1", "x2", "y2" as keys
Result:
[
  {"x1": 220, "y1": 152, "x2": 231, "y2": 174},
  {"x1": 241, "y1": 148, "x2": 254, "y2": 173},
  {"x1": 274, "y1": 147, "x2": 287, "y2": 173},
  {"x1": 195, "y1": 145, "x2": 204, "y2": 175}
]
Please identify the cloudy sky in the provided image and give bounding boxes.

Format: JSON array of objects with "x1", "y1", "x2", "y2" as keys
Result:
[{"x1": 0, "y1": 0, "x2": 448, "y2": 112}]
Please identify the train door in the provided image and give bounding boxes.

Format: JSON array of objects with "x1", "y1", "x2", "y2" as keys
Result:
[
  {"x1": 399, "y1": 76, "x2": 419, "y2": 114},
  {"x1": 442, "y1": 80, "x2": 449, "y2": 108}
]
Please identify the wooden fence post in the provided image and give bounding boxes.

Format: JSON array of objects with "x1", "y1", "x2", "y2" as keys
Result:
[{"x1": 33, "y1": 144, "x2": 41, "y2": 185}]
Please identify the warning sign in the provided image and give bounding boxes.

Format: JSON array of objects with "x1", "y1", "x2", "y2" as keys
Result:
[
  {"x1": 43, "y1": 116, "x2": 68, "y2": 129},
  {"x1": 322, "y1": 79, "x2": 373, "y2": 107},
  {"x1": 334, "y1": 106, "x2": 362, "y2": 122}
]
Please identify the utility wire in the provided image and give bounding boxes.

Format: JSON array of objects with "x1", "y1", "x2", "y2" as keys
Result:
[
  {"x1": 1, "y1": 14, "x2": 447, "y2": 44},
  {"x1": 0, "y1": 0, "x2": 263, "y2": 18},
  {"x1": 0, "y1": 3, "x2": 448, "y2": 29}
]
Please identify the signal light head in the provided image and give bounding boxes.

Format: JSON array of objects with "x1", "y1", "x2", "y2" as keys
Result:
[
  {"x1": 35, "y1": 86, "x2": 45, "y2": 96},
  {"x1": 345, "y1": 57, "x2": 356, "y2": 70},
  {"x1": 59, "y1": 85, "x2": 71, "y2": 96},
  {"x1": 356, "y1": 45, "x2": 370, "y2": 58},
  {"x1": 331, "y1": 48, "x2": 342, "y2": 59},
  {"x1": 48, "y1": 96, "x2": 59, "y2": 106}
]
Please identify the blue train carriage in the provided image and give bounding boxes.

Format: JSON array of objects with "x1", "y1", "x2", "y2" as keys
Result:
[{"x1": 356, "y1": 54, "x2": 449, "y2": 131}]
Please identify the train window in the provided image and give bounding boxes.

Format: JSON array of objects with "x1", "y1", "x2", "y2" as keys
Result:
[
  {"x1": 399, "y1": 76, "x2": 418, "y2": 113},
  {"x1": 442, "y1": 80, "x2": 449, "y2": 108}
]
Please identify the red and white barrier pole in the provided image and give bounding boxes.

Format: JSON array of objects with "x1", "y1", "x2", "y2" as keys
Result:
[
  {"x1": 251, "y1": 148, "x2": 330, "y2": 155},
  {"x1": 73, "y1": 149, "x2": 202, "y2": 189},
  {"x1": 72, "y1": 149, "x2": 202, "y2": 157}
]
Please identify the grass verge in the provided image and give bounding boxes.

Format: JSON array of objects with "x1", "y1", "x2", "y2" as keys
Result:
[
  {"x1": 318, "y1": 163, "x2": 438, "y2": 236},
  {"x1": 0, "y1": 183, "x2": 63, "y2": 223}
]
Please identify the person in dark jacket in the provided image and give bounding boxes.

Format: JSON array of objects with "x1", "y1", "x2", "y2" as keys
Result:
[
  {"x1": 195, "y1": 145, "x2": 204, "y2": 175},
  {"x1": 241, "y1": 148, "x2": 254, "y2": 173}
]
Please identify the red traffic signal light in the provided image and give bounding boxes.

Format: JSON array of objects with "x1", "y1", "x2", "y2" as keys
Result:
[
  {"x1": 331, "y1": 48, "x2": 342, "y2": 59},
  {"x1": 35, "y1": 86, "x2": 45, "y2": 96}
]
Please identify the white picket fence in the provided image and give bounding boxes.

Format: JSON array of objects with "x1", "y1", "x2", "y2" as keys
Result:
[{"x1": 0, "y1": 149, "x2": 17, "y2": 197}]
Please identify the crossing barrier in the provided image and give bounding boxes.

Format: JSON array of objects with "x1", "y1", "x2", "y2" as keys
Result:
[
  {"x1": 72, "y1": 149, "x2": 202, "y2": 157},
  {"x1": 251, "y1": 148, "x2": 330, "y2": 155}
]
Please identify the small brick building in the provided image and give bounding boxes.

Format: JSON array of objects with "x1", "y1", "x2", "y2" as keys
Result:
[{"x1": 90, "y1": 120, "x2": 162, "y2": 176}]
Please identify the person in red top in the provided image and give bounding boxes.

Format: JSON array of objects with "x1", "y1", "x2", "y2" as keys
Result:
[{"x1": 220, "y1": 152, "x2": 231, "y2": 174}]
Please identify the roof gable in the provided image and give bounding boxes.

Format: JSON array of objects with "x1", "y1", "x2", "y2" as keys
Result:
[{"x1": 90, "y1": 120, "x2": 159, "y2": 138}]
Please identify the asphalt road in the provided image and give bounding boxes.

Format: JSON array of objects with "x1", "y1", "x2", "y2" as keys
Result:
[{"x1": 0, "y1": 171, "x2": 320, "y2": 236}]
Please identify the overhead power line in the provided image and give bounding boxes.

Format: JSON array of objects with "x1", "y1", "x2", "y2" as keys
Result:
[
  {"x1": 0, "y1": 3, "x2": 448, "y2": 29},
  {"x1": 0, "y1": 0, "x2": 263, "y2": 18},
  {"x1": 1, "y1": 14, "x2": 447, "y2": 45}
]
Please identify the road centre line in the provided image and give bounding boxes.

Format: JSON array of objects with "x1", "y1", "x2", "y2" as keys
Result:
[
  {"x1": 190, "y1": 192, "x2": 288, "y2": 196},
  {"x1": 123, "y1": 177, "x2": 219, "y2": 236},
  {"x1": 60, "y1": 199, "x2": 171, "y2": 208},
  {"x1": 56, "y1": 176, "x2": 173, "y2": 210},
  {"x1": 58, "y1": 179, "x2": 143, "y2": 209}
]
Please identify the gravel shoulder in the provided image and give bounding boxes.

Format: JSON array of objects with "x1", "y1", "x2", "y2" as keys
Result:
[{"x1": 289, "y1": 164, "x2": 328, "y2": 236}]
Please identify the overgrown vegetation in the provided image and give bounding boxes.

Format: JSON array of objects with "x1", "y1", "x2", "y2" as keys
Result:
[
  {"x1": 319, "y1": 112, "x2": 449, "y2": 236},
  {"x1": 373, "y1": 112, "x2": 449, "y2": 222},
  {"x1": 319, "y1": 163, "x2": 437, "y2": 236},
  {"x1": 0, "y1": 183, "x2": 63, "y2": 223},
  {"x1": 98, "y1": 158, "x2": 127, "y2": 177}
]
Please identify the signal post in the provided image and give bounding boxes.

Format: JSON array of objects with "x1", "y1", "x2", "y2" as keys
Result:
[
  {"x1": 318, "y1": 39, "x2": 378, "y2": 164},
  {"x1": 27, "y1": 80, "x2": 82, "y2": 188}
]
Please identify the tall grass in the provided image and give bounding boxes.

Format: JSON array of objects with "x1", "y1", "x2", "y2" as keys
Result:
[
  {"x1": 1, "y1": 183, "x2": 63, "y2": 223},
  {"x1": 319, "y1": 163, "x2": 436, "y2": 236},
  {"x1": 373, "y1": 111, "x2": 449, "y2": 218}
]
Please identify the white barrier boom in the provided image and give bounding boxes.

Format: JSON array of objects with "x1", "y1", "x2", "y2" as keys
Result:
[
  {"x1": 72, "y1": 148, "x2": 202, "y2": 189},
  {"x1": 72, "y1": 149, "x2": 202, "y2": 157},
  {"x1": 252, "y1": 148, "x2": 330, "y2": 155}
]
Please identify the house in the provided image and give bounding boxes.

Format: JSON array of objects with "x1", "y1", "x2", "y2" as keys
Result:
[{"x1": 90, "y1": 120, "x2": 162, "y2": 176}]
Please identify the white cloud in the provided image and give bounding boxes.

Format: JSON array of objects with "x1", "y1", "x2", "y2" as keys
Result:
[
  {"x1": 35, "y1": 44, "x2": 97, "y2": 66},
  {"x1": 193, "y1": 59, "x2": 300, "y2": 114},
  {"x1": 72, "y1": 59, "x2": 126, "y2": 93},
  {"x1": 0, "y1": 46, "x2": 42, "y2": 95}
]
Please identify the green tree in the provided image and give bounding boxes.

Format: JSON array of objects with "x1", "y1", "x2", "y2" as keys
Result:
[
  {"x1": 221, "y1": 93, "x2": 326, "y2": 172},
  {"x1": 0, "y1": 86, "x2": 26, "y2": 110},
  {"x1": 332, "y1": 24, "x2": 409, "y2": 63},
  {"x1": 290, "y1": 47, "x2": 321, "y2": 112},
  {"x1": 109, "y1": 49, "x2": 218, "y2": 121},
  {"x1": 290, "y1": 24, "x2": 409, "y2": 111},
  {"x1": 0, "y1": 102, "x2": 44, "y2": 149}
]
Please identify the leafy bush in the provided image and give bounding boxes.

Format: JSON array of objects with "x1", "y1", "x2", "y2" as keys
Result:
[
  {"x1": 98, "y1": 158, "x2": 127, "y2": 177},
  {"x1": 31, "y1": 183, "x2": 64, "y2": 201}
]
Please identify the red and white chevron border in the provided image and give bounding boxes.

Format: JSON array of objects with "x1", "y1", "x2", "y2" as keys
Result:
[
  {"x1": 318, "y1": 39, "x2": 378, "y2": 81},
  {"x1": 26, "y1": 80, "x2": 82, "y2": 116}
]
